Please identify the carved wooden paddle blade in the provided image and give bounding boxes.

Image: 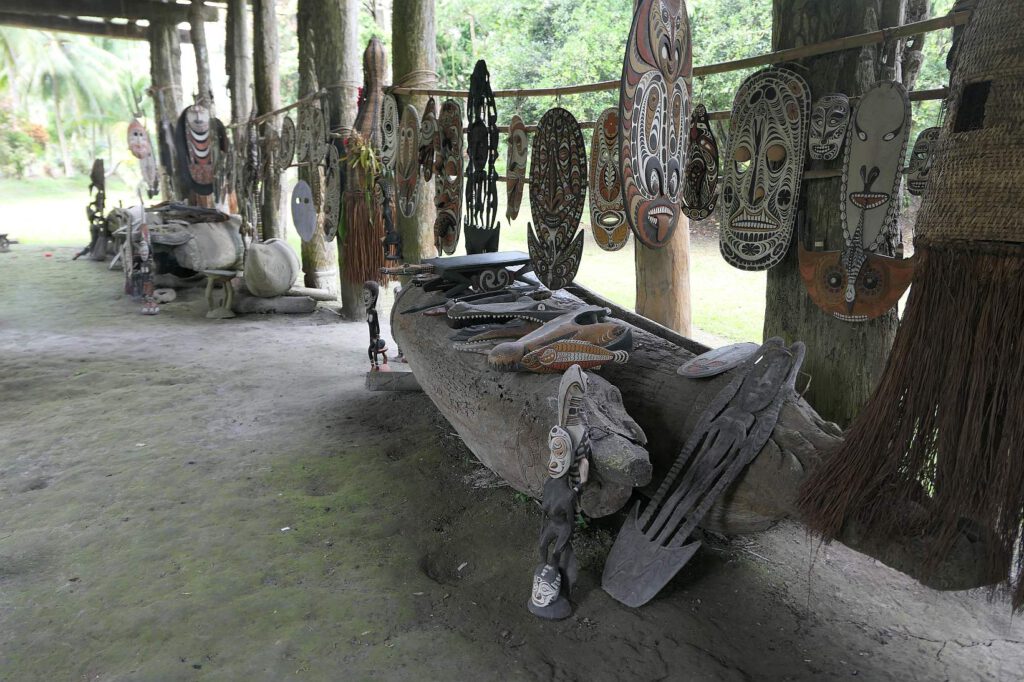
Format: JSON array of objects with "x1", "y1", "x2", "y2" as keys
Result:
[{"x1": 602, "y1": 504, "x2": 700, "y2": 608}]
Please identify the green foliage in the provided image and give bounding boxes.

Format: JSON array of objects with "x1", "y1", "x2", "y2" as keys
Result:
[{"x1": 0, "y1": 105, "x2": 42, "y2": 178}]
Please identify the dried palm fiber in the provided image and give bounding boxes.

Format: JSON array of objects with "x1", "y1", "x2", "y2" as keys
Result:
[
  {"x1": 797, "y1": 0, "x2": 1024, "y2": 609},
  {"x1": 341, "y1": 37, "x2": 387, "y2": 286}
]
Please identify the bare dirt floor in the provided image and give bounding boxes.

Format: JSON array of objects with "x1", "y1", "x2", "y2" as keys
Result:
[{"x1": 2, "y1": 246, "x2": 1023, "y2": 682}]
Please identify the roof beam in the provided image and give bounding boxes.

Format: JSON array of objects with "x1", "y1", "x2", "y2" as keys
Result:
[
  {"x1": 0, "y1": 12, "x2": 192, "y2": 42},
  {"x1": 0, "y1": 0, "x2": 218, "y2": 24}
]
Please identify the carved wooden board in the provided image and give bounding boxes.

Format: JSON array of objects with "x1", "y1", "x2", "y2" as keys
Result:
[
  {"x1": 323, "y1": 144, "x2": 342, "y2": 241},
  {"x1": 506, "y1": 115, "x2": 529, "y2": 222},
  {"x1": 676, "y1": 342, "x2": 759, "y2": 378},
  {"x1": 434, "y1": 99, "x2": 464, "y2": 255},
  {"x1": 681, "y1": 103, "x2": 719, "y2": 221},
  {"x1": 380, "y1": 93, "x2": 398, "y2": 170},
  {"x1": 619, "y1": 0, "x2": 692, "y2": 249},
  {"x1": 419, "y1": 97, "x2": 438, "y2": 181},
  {"x1": 279, "y1": 115, "x2": 296, "y2": 169},
  {"x1": 528, "y1": 107, "x2": 587, "y2": 290},
  {"x1": 589, "y1": 108, "x2": 628, "y2": 251},
  {"x1": 396, "y1": 104, "x2": 421, "y2": 218}
]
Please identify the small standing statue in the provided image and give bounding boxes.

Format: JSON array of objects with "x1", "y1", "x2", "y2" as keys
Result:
[
  {"x1": 529, "y1": 364, "x2": 591, "y2": 620},
  {"x1": 363, "y1": 281, "x2": 388, "y2": 370}
]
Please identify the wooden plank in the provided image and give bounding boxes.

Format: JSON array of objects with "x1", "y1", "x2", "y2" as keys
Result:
[
  {"x1": 1, "y1": 0, "x2": 218, "y2": 23},
  {"x1": 0, "y1": 12, "x2": 191, "y2": 41}
]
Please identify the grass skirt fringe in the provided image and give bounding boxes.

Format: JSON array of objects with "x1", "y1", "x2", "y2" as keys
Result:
[
  {"x1": 797, "y1": 241, "x2": 1024, "y2": 609},
  {"x1": 341, "y1": 189, "x2": 386, "y2": 286}
]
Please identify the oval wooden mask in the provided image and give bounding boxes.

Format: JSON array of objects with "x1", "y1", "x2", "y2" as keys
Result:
[
  {"x1": 505, "y1": 115, "x2": 529, "y2": 221},
  {"x1": 323, "y1": 144, "x2": 342, "y2": 241},
  {"x1": 589, "y1": 108, "x2": 628, "y2": 251},
  {"x1": 127, "y1": 118, "x2": 153, "y2": 159},
  {"x1": 396, "y1": 104, "x2": 421, "y2": 218},
  {"x1": 527, "y1": 107, "x2": 587, "y2": 290},
  {"x1": 681, "y1": 103, "x2": 719, "y2": 221},
  {"x1": 808, "y1": 94, "x2": 850, "y2": 161},
  {"x1": 619, "y1": 0, "x2": 692, "y2": 249},
  {"x1": 291, "y1": 180, "x2": 317, "y2": 243},
  {"x1": 179, "y1": 104, "x2": 216, "y2": 195},
  {"x1": 905, "y1": 126, "x2": 941, "y2": 196},
  {"x1": 799, "y1": 244, "x2": 916, "y2": 323},
  {"x1": 380, "y1": 94, "x2": 398, "y2": 170},
  {"x1": 720, "y1": 67, "x2": 810, "y2": 271},
  {"x1": 433, "y1": 99, "x2": 464, "y2": 255},
  {"x1": 279, "y1": 115, "x2": 296, "y2": 169}
]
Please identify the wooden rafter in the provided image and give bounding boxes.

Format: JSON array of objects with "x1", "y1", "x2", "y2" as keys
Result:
[
  {"x1": 0, "y1": 11, "x2": 192, "y2": 41},
  {"x1": 0, "y1": 0, "x2": 218, "y2": 24}
]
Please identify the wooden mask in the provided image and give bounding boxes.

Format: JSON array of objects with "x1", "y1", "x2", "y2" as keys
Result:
[
  {"x1": 419, "y1": 97, "x2": 438, "y2": 181},
  {"x1": 396, "y1": 104, "x2": 421, "y2": 218},
  {"x1": 464, "y1": 59, "x2": 500, "y2": 254},
  {"x1": 505, "y1": 115, "x2": 529, "y2": 221},
  {"x1": 279, "y1": 115, "x2": 296, "y2": 169},
  {"x1": 720, "y1": 68, "x2": 810, "y2": 271},
  {"x1": 380, "y1": 93, "x2": 398, "y2": 170},
  {"x1": 589, "y1": 108, "x2": 628, "y2": 251},
  {"x1": 323, "y1": 144, "x2": 342, "y2": 241},
  {"x1": 433, "y1": 99, "x2": 464, "y2": 255},
  {"x1": 808, "y1": 94, "x2": 850, "y2": 161},
  {"x1": 128, "y1": 118, "x2": 152, "y2": 159},
  {"x1": 619, "y1": 0, "x2": 692, "y2": 249},
  {"x1": 681, "y1": 103, "x2": 719, "y2": 221},
  {"x1": 527, "y1": 107, "x2": 587, "y2": 290},
  {"x1": 178, "y1": 103, "x2": 216, "y2": 195},
  {"x1": 905, "y1": 126, "x2": 941, "y2": 196},
  {"x1": 800, "y1": 81, "x2": 914, "y2": 322}
]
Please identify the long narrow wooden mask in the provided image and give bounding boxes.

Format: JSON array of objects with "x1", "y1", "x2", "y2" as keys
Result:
[
  {"x1": 681, "y1": 103, "x2": 719, "y2": 221},
  {"x1": 395, "y1": 104, "x2": 420, "y2": 218},
  {"x1": 433, "y1": 99, "x2": 464, "y2": 255},
  {"x1": 720, "y1": 67, "x2": 810, "y2": 271},
  {"x1": 505, "y1": 115, "x2": 529, "y2": 222},
  {"x1": 619, "y1": 0, "x2": 692, "y2": 249},
  {"x1": 589, "y1": 108, "x2": 628, "y2": 251}
]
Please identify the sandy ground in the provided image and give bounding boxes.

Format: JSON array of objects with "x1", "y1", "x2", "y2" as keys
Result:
[{"x1": 1, "y1": 246, "x2": 1023, "y2": 681}]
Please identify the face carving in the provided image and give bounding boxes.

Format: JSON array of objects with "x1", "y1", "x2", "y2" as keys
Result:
[
  {"x1": 362, "y1": 280, "x2": 379, "y2": 311},
  {"x1": 323, "y1": 144, "x2": 342, "y2": 241},
  {"x1": 127, "y1": 118, "x2": 152, "y2": 159},
  {"x1": 589, "y1": 108, "x2": 628, "y2": 251},
  {"x1": 379, "y1": 94, "x2": 398, "y2": 170},
  {"x1": 279, "y1": 115, "x2": 296, "y2": 168},
  {"x1": 808, "y1": 94, "x2": 850, "y2": 161},
  {"x1": 681, "y1": 103, "x2": 719, "y2": 221},
  {"x1": 905, "y1": 126, "x2": 940, "y2": 196},
  {"x1": 799, "y1": 245, "x2": 916, "y2": 322},
  {"x1": 180, "y1": 104, "x2": 216, "y2": 193},
  {"x1": 419, "y1": 97, "x2": 438, "y2": 181},
  {"x1": 396, "y1": 104, "x2": 420, "y2": 218},
  {"x1": 720, "y1": 68, "x2": 810, "y2": 271},
  {"x1": 506, "y1": 115, "x2": 529, "y2": 221},
  {"x1": 840, "y1": 81, "x2": 911, "y2": 302},
  {"x1": 433, "y1": 99, "x2": 464, "y2": 255},
  {"x1": 619, "y1": 0, "x2": 692, "y2": 249},
  {"x1": 527, "y1": 107, "x2": 587, "y2": 290},
  {"x1": 547, "y1": 425, "x2": 573, "y2": 478}
]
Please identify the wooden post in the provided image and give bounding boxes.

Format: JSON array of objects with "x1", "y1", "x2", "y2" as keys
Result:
[
  {"x1": 634, "y1": 224, "x2": 692, "y2": 335},
  {"x1": 764, "y1": 0, "x2": 909, "y2": 426},
  {"x1": 392, "y1": 0, "x2": 438, "y2": 263},
  {"x1": 295, "y1": 2, "x2": 343, "y2": 297},
  {"x1": 225, "y1": 0, "x2": 252, "y2": 135},
  {"x1": 189, "y1": 0, "x2": 214, "y2": 109},
  {"x1": 149, "y1": 21, "x2": 183, "y2": 200},
  {"x1": 253, "y1": 0, "x2": 282, "y2": 239}
]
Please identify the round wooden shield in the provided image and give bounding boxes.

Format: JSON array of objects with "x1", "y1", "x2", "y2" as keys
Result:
[
  {"x1": 619, "y1": 0, "x2": 692, "y2": 249},
  {"x1": 291, "y1": 180, "x2": 317, "y2": 242},
  {"x1": 676, "y1": 342, "x2": 760, "y2": 378},
  {"x1": 395, "y1": 104, "x2": 420, "y2": 218},
  {"x1": 380, "y1": 94, "x2": 399, "y2": 170},
  {"x1": 323, "y1": 145, "x2": 342, "y2": 242},
  {"x1": 279, "y1": 115, "x2": 296, "y2": 169}
]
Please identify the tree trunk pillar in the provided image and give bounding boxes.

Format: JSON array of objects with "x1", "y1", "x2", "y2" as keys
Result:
[
  {"x1": 392, "y1": 0, "x2": 438, "y2": 264},
  {"x1": 149, "y1": 21, "x2": 184, "y2": 200},
  {"x1": 634, "y1": 225, "x2": 692, "y2": 335},
  {"x1": 189, "y1": 0, "x2": 214, "y2": 110},
  {"x1": 226, "y1": 0, "x2": 252, "y2": 134},
  {"x1": 335, "y1": 0, "x2": 364, "y2": 319},
  {"x1": 253, "y1": 0, "x2": 282, "y2": 239}
]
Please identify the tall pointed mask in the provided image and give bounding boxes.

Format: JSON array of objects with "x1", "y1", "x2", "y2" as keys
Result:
[{"x1": 589, "y1": 108, "x2": 628, "y2": 251}]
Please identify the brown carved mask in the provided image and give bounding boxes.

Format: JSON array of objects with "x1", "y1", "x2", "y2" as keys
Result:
[
  {"x1": 127, "y1": 118, "x2": 152, "y2": 159},
  {"x1": 433, "y1": 99, "x2": 464, "y2": 255},
  {"x1": 396, "y1": 104, "x2": 420, "y2": 218},
  {"x1": 681, "y1": 103, "x2": 719, "y2": 221},
  {"x1": 589, "y1": 108, "x2": 628, "y2": 250},
  {"x1": 506, "y1": 115, "x2": 529, "y2": 221},
  {"x1": 904, "y1": 126, "x2": 941, "y2": 196},
  {"x1": 419, "y1": 97, "x2": 438, "y2": 181},
  {"x1": 799, "y1": 244, "x2": 916, "y2": 323}
]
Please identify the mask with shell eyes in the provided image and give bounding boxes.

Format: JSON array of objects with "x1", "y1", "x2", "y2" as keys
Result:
[
  {"x1": 904, "y1": 126, "x2": 941, "y2": 196},
  {"x1": 619, "y1": 0, "x2": 692, "y2": 249},
  {"x1": 681, "y1": 103, "x2": 719, "y2": 221},
  {"x1": 547, "y1": 425, "x2": 573, "y2": 478},
  {"x1": 589, "y1": 108, "x2": 628, "y2": 251},
  {"x1": 808, "y1": 94, "x2": 850, "y2": 161},
  {"x1": 720, "y1": 67, "x2": 810, "y2": 271},
  {"x1": 396, "y1": 104, "x2": 421, "y2": 218}
]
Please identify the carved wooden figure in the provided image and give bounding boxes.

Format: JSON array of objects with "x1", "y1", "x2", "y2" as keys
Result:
[
  {"x1": 505, "y1": 115, "x2": 529, "y2": 222},
  {"x1": 681, "y1": 104, "x2": 719, "y2": 221},
  {"x1": 589, "y1": 108, "x2": 628, "y2": 250},
  {"x1": 177, "y1": 103, "x2": 217, "y2": 196},
  {"x1": 434, "y1": 99, "x2": 464, "y2": 255},
  {"x1": 529, "y1": 365, "x2": 591, "y2": 620},
  {"x1": 602, "y1": 338, "x2": 804, "y2": 607},
  {"x1": 487, "y1": 306, "x2": 631, "y2": 373},
  {"x1": 720, "y1": 68, "x2": 810, "y2": 271},
  {"x1": 527, "y1": 107, "x2": 587, "y2": 290},
  {"x1": 364, "y1": 281, "x2": 388, "y2": 369},
  {"x1": 619, "y1": 0, "x2": 692, "y2": 249},
  {"x1": 464, "y1": 60, "x2": 501, "y2": 254}
]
